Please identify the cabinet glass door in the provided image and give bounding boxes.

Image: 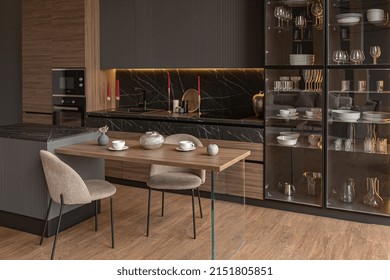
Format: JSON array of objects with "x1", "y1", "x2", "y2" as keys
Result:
[
  {"x1": 264, "y1": 0, "x2": 325, "y2": 207},
  {"x1": 326, "y1": 0, "x2": 390, "y2": 216}
]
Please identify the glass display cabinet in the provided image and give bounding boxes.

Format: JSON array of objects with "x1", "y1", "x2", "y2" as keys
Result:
[
  {"x1": 264, "y1": 0, "x2": 325, "y2": 207},
  {"x1": 327, "y1": 0, "x2": 390, "y2": 216}
]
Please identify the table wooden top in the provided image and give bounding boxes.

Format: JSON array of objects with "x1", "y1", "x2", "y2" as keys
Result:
[{"x1": 55, "y1": 140, "x2": 251, "y2": 172}]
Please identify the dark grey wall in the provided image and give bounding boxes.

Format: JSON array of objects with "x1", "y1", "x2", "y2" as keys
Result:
[{"x1": 0, "y1": 0, "x2": 22, "y2": 125}]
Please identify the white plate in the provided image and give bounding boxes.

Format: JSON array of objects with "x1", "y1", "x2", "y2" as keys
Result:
[
  {"x1": 108, "y1": 146, "x2": 129, "y2": 151},
  {"x1": 335, "y1": 13, "x2": 362, "y2": 26},
  {"x1": 176, "y1": 146, "x2": 196, "y2": 152},
  {"x1": 303, "y1": 115, "x2": 320, "y2": 119},
  {"x1": 277, "y1": 113, "x2": 298, "y2": 117}
]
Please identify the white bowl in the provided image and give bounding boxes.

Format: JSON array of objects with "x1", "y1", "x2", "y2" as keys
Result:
[
  {"x1": 306, "y1": 111, "x2": 315, "y2": 117},
  {"x1": 333, "y1": 110, "x2": 360, "y2": 122},
  {"x1": 279, "y1": 109, "x2": 290, "y2": 117},
  {"x1": 335, "y1": 13, "x2": 362, "y2": 26},
  {"x1": 308, "y1": 134, "x2": 321, "y2": 146},
  {"x1": 280, "y1": 131, "x2": 300, "y2": 139},
  {"x1": 277, "y1": 136, "x2": 298, "y2": 146}
]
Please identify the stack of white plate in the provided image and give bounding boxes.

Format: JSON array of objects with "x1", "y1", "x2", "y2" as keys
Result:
[
  {"x1": 290, "y1": 54, "x2": 315, "y2": 65},
  {"x1": 332, "y1": 110, "x2": 360, "y2": 122},
  {"x1": 362, "y1": 111, "x2": 390, "y2": 121}
]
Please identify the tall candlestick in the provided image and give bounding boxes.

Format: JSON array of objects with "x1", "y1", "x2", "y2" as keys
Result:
[
  {"x1": 167, "y1": 73, "x2": 171, "y2": 113},
  {"x1": 198, "y1": 75, "x2": 201, "y2": 115},
  {"x1": 115, "y1": 80, "x2": 120, "y2": 101},
  {"x1": 107, "y1": 80, "x2": 111, "y2": 101}
]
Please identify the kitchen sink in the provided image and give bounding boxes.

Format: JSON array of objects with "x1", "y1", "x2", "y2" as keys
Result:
[{"x1": 109, "y1": 107, "x2": 160, "y2": 114}]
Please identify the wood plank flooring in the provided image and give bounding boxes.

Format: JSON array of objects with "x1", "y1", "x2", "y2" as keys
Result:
[{"x1": 0, "y1": 184, "x2": 389, "y2": 260}]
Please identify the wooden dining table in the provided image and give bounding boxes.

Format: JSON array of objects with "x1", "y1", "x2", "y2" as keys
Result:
[{"x1": 55, "y1": 139, "x2": 250, "y2": 259}]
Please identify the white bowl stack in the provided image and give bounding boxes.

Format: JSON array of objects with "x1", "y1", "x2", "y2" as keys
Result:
[
  {"x1": 335, "y1": 13, "x2": 362, "y2": 26},
  {"x1": 277, "y1": 135, "x2": 298, "y2": 146},
  {"x1": 290, "y1": 54, "x2": 315, "y2": 65},
  {"x1": 367, "y1": 9, "x2": 385, "y2": 24}
]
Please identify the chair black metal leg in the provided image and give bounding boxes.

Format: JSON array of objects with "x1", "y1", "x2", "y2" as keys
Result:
[
  {"x1": 51, "y1": 194, "x2": 64, "y2": 260},
  {"x1": 110, "y1": 197, "x2": 114, "y2": 248},
  {"x1": 197, "y1": 188, "x2": 203, "y2": 218},
  {"x1": 40, "y1": 198, "x2": 53, "y2": 245},
  {"x1": 191, "y1": 189, "x2": 196, "y2": 239},
  {"x1": 161, "y1": 190, "x2": 165, "y2": 217},
  {"x1": 146, "y1": 188, "x2": 151, "y2": 237},
  {"x1": 95, "y1": 200, "x2": 98, "y2": 231}
]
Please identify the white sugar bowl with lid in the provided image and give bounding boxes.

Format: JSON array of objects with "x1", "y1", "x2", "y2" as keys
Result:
[{"x1": 140, "y1": 131, "x2": 164, "y2": 149}]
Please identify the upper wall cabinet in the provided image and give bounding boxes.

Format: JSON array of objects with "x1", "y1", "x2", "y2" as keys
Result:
[{"x1": 100, "y1": 0, "x2": 264, "y2": 69}]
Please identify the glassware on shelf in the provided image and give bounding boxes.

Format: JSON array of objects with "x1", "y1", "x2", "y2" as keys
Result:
[
  {"x1": 311, "y1": 0, "x2": 323, "y2": 30},
  {"x1": 363, "y1": 177, "x2": 384, "y2": 208},
  {"x1": 295, "y1": 16, "x2": 306, "y2": 39},
  {"x1": 339, "y1": 178, "x2": 355, "y2": 203},
  {"x1": 290, "y1": 76, "x2": 301, "y2": 90},
  {"x1": 274, "y1": 6, "x2": 284, "y2": 28},
  {"x1": 332, "y1": 50, "x2": 349, "y2": 64},
  {"x1": 369, "y1": 46, "x2": 381, "y2": 65},
  {"x1": 350, "y1": 49, "x2": 365, "y2": 65}
]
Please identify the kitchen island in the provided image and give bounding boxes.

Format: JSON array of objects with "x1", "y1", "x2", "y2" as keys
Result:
[{"x1": 0, "y1": 124, "x2": 102, "y2": 236}]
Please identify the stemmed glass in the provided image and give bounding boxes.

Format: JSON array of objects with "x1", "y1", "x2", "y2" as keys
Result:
[
  {"x1": 332, "y1": 50, "x2": 349, "y2": 64},
  {"x1": 370, "y1": 46, "x2": 381, "y2": 65},
  {"x1": 311, "y1": 0, "x2": 323, "y2": 29},
  {"x1": 295, "y1": 16, "x2": 306, "y2": 40},
  {"x1": 350, "y1": 49, "x2": 365, "y2": 65},
  {"x1": 274, "y1": 6, "x2": 284, "y2": 28}
]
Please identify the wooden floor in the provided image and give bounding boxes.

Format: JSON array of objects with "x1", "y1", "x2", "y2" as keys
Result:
[{"x1": 0, "y1": 184, "x2": 389, "y2": 260}]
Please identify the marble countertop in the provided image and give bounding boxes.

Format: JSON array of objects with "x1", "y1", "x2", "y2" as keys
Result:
[
  {"x1": 88, "y1": 109, "x2": 264, "y2": 128},
  {"x1": 0, "y1": 123, "x2": 96, "y2": 142}
]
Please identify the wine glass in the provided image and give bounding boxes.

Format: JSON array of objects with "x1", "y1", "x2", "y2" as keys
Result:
[
  {"x1": 295, "y1": 16, "x2": 306, "y2": 40},
  {"x1": 350, "y1": 49, "x2": 365, "y2": 65},
  {"x1": 274, "y1": 6, "x2": 284, "y2": 28},
  {"x1": 332, "y1": 50, "x2": 343, "y2": 64},
  {"x1": 311, "y1": 0, "x2": 323, "y2": 29},
  {"x1": 370, "y1": 46, "x2": 381, "y2": 65}
]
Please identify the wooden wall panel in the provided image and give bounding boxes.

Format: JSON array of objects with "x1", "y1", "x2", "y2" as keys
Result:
[
  {"x1": 51, "y1": 0, "x2": 85, "y2": 67},
  {"x1": 22, "y1": 0, "x2": 52, "y2": 114},
  {"x1": 22, "y1": 113, "x2": 53, "y2": 125}
]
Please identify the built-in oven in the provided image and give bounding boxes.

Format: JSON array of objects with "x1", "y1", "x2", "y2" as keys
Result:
[{"x1": 52, "y1": 68, "x2": 86, "y2": 127}]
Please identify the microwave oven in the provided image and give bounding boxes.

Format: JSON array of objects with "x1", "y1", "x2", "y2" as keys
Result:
[{"x1": 52, "y1": 68, "x2": 85, "y2": 95}]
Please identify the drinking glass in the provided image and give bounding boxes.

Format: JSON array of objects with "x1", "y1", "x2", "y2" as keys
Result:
[
  {"x1": 295, "y1": 16, "x2": 306, "y2": 39},
  {"x1": 274, "y1": 6, "x2": 284, "y2": 28},
  {"x1": 370, "y1": 46, "x2": 381, "y2": 64},
  {"x1": 350, "y1": 49, "x2": 365, "y2": 64}
]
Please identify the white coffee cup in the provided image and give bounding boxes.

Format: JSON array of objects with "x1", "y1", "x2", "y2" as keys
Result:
[
  {"x1": 287, "y1": 108, "x2": 297, "y2": 114},
  {"x1": 179, "y1": 140, "x2": 195, "y2": 150},
  {"x1": 112, "y1": 140, "x2": 125, "y2": 150},
  {"x1": 306, "y1": 111, "x2": 314, "y2": 118}
]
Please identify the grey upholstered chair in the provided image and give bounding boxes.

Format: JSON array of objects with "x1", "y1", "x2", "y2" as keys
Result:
[
  {"x1": 146, "y1": 134, "x2": 205, "y2": 239},
  {"x1": 39, "y1": 150, "x2": 116, "y2": 260}
]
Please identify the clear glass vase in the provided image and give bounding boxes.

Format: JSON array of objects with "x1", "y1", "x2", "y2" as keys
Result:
[{"x1": 363, "y1": 177, "x2": 384, "y2": 208}]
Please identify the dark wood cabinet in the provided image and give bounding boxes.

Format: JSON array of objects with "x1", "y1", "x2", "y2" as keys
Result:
[{"x1": 100, "y1": 0, "x2": 264, "y2": 68}]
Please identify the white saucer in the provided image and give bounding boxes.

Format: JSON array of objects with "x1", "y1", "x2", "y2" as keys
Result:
[
  {"x1": 108, "y1": 146, "x2": 129, "y2": 151},
  {"x1": 176, "y1": 147, "x2": 196, "y2": 152},
  {"x1": 277, "y1": 113, "x2": 298, "y2": 117}
]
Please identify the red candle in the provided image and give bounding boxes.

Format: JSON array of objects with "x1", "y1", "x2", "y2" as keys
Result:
[
  {"x1": 107, "y1": 80, "x2": 111, "y2": 101},
  {"x1": 198, "y1": 75, "x2": 200, "y2": 96},
  {"x1": 116, "y1": 80, "x2": 120, "y2": 100},
  {"x1": 168, "y1": 72, "x2": 171, "y2": 90}
]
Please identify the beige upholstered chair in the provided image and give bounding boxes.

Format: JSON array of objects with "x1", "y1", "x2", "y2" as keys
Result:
[
  {"x1": 146, "y1": 134, "x2": 205, "y2": 239},
  {"x1": 39, "y1": 150, "x2": 116, "y2": 260}
]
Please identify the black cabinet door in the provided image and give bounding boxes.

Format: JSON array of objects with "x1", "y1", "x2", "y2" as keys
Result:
[{"x1": 100, "y1": 0, "x2": 263, "y2": 68}]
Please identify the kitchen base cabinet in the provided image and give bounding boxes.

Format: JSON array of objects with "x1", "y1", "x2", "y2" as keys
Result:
[{"x1": 23, "y1": 112, "x2": 53, "y2": 125}]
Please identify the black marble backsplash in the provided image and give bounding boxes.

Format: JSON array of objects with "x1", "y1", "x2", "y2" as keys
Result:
[{"x1": 116, "y1": 69, "x2": 264, "y2": 119}]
